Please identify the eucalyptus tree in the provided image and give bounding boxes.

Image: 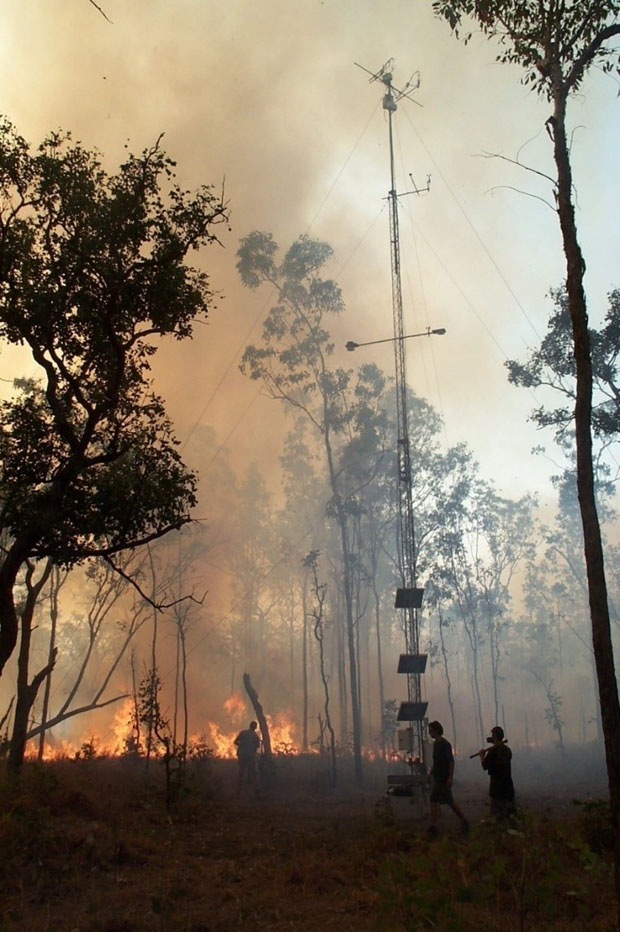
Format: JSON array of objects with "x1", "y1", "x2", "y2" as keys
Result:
[
  {"x1": 278, "y1": 424, "x2": 328, "y2": 749},
  {"x1": 226, "y1": 463, "x2": 278, "y2": 680},
  {"x1": 21, "y1": 553, "x2": 151, "y2": 765},
  {"x1": 161, "y1": 524, "x2": 212, "y2": 750},
  {"x1": 0, "y1": 119, "x2": 229, "y2": 688},
  {"x1": 423, "y1": 579, "x2": 459, "y2": 751},
  {"x1": 37, "y1": 564, "x2": 69, "y2": 760},
  {"x1": 474, "y1": 485, "x2": 537, "y2": 726},
  {"x1": 515, "y1": 563, "x2": 569, "y2": 752},
  {"x1": 508, "y1": 287, "x2": 620, "y2": 443},
  {"x1": 433, "y1": 480, "x2": 536, "y2": 741},
  {"x1": 237, "y1": 232, "x2": 389, "y2": 783},
  {"x1": 532, "y1": 465, "x2": 618, "y2": 743},
  {"x1": 352, "y1": 425, "x2": 395, "y2": 754},
  {"x1": 432, "y1": 2, "x2": 620, "y2": 903},
  {"x1": 304, "y1": 549, "x2": 337, "y2": 786}
]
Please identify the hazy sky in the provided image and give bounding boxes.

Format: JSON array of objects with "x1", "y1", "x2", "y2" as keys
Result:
[{"x1": 1, "y1": 0, "x2": 619, "y2": 510}]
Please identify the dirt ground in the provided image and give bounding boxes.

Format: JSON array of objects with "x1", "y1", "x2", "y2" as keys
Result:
[{"x1": 0, "y1": 752, "x2": 614, "y2": 932}]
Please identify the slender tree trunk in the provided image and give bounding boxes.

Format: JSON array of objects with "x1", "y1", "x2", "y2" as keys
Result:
[
  {"x1": 302, "y1": 577, "x2": 309, "y2": 752},
  {"x1": 310, "y1": 565, "x2": 337, "y2": 787},
  {"x1": 460, "y1": 605, "x2": 484, "y2": 741},
  {"x1": 437, "y1": 605, "x2": 458, "y2": 751},
  {"x1": 0, "y1": 549, "x2": 26, "y2": 677},
  {"x1": 335, "y1": 587, "x2": 348, "y2": 745},
  {"x1": 362, "y1": 609, "x2": 371, "y2": 750},
  {"x1": 38, "y1": 567, "x2": 63, "y2": 760},
  {"x1": 372, "y1": 584, "x2": 386, "y2": 758},
  {"x1": 130, "y1": 649, "x2": 141, "y2": 753},
  {"x1": 145, "y1": 546, "x2": 158, "y2": 770},
  {"x1": 289, "y1": 591, "x2": 295, "y2": 713},
  {"x1": 173, "y1": 625, "x2": 181, "y2": 746},
  {"x1": 180, "y1": 624, "x2": 189, "y2": 751},
  {"x1": 591, "y1": 651, "x2": 604, "y2": 743},
  {"x1": 7, "y1": 560, "x2": 54, "y2": 775},
  {"x1": 550, "y1": 81, "x2": 620, "y2": 914},
  {"x1": 9, "y1": 611, "x2": 36, "y2": 774},
  {"x1": 333, "y1": 498, "x2": 363, "y2": 782}
]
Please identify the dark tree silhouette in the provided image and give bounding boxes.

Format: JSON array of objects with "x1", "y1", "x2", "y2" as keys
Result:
[
  {"x1": 433, "y1": 1, "x2": 620, "y2": 915},
  {"x1": 0, "y1": 120, "x2": 229, "y2": 685}
]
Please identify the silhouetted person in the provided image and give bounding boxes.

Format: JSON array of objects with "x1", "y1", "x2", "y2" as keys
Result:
[
  {"x1": 234, "y1": 720, "x2": 260, "y2": 798},
  {"x1": 475, "y1": 725, "x2": 516, "y2": 820},
  {"x1": 427, "y1": 720, "x2": 469, "y2": 838}
]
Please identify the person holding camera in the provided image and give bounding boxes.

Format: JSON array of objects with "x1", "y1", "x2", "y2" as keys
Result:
[{"x1": 474, "y1": 725, "x2": 516, "y2": 820}]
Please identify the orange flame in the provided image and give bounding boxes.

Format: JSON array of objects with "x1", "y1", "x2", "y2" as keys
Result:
[
  {"x1": 26, "y1": 696, "x2": 308, "y2": 761},
  {"x1": 223, "y1": 693, "x2": 247, "y2": 724}
]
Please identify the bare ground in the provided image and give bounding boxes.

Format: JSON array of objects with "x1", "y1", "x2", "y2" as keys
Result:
[{"x1": 0, "y1": 752, "x2": 615, "y2": 932}]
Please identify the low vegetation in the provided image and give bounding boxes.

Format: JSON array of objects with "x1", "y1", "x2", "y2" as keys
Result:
[{"x1": 0, "y1": 755, "x2": 615, "y2": 931}]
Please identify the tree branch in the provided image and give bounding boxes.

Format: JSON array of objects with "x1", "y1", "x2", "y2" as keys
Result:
[{"x1": 88, "y1": 0, "x2": 112, "y2": 22}]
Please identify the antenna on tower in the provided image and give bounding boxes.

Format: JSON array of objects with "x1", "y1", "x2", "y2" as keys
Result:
[{"x1": 354, "y1": 59, "x2": 423, "y2": 107}]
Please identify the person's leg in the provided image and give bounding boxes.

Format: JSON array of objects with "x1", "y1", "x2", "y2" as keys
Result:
[
  {"x1": 450, "y1": 800, "x2": 469, "y2": 833},
  {"x1": 237, "y1": 758, "x2": 247, "y2": 797},
  {"x1": 248, "y1": 757, "x2": 258, "y2": 796},
  {"x1": 427, "y1": 796, "x2": 439, "y2": 837}
]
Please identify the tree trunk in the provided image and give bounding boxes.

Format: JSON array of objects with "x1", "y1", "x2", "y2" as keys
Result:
[
  {"x1": 437, "y1": 604, "x2": 458, "y2": 751},
  {"x1": 0, "y1": 551, "x2": 25, "y2": 677},
  {"x1": 551, "y1": 84, "x2": 620, "y2": 913},
  {"x1": 311, "y1": 568, "x2": 337, "y2": 787},
  {"x1": 302, "y1": 577, "x2": 309, "y2": 752},
  {"x1": 242, "y1": 672, "x2": 272, "y2": 760},
  {"x1": 330, "y1": 492, "x2": 363, "y2": 781},
  {"x1": 372, "y1": 584, "x2": 386, "y2": 758},
  {"x1": 38, "y1": 567, "x2": 62, "y2": 760},
  {"x1": 7, "y1": 560, "x2": 54, "y2": 775},
  {"x1": 180, "y1": 623, "x2": 189, "y2": 751}
]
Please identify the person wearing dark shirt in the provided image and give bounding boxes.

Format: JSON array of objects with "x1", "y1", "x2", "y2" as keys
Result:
[
  {"x1": 234, "y1": 720, "x2": 260, "y2": 798},
  {"x1": 475, "y1": 725, "x2": 516, "y2": 819},
  {"x1": 427, "y1": 720, "x2": 469, "y2": 838}
]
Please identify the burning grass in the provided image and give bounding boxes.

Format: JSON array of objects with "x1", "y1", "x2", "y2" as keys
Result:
[
  {"x1": 0, "y1": 755, "x2": 616, "y2": 931},
  {"x1": 28, "y1": 693, "x2": 305, "y2": 764}
]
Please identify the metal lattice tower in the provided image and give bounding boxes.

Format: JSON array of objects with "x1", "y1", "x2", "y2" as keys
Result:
[{"x1": 357, "y1": 59, "x2": 429, "y2": 773}]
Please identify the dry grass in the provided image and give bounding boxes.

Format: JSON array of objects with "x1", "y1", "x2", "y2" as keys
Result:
[{"x1": 0, "y1": 754, "x2": 616, "y2": 931}]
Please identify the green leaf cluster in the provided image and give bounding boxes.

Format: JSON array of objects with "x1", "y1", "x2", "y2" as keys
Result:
[{"x1": 0, "y1": 118, "x2": 229, "y2": 567}]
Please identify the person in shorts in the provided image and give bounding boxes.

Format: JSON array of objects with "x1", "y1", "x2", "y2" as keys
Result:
[{"x1": 427, "y1": 720, "x2": 469, "y2": 837}]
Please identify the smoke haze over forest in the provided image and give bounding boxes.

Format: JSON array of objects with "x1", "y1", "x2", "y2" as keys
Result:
[{"x1": 0, "y1": 0, "x2": 619, "y2": 778}]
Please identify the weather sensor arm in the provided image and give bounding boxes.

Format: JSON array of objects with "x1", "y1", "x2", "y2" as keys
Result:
[{"x1": 346, "y1": 327, "x2": 446, "y2": 351}]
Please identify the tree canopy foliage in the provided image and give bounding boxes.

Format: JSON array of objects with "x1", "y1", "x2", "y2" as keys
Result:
[
  {"x1": 508, "y1": 288, "x2": 620, "y2": 441},
  {"x1": 0, "y1": 118, "x2": 229, "y2": 673},
  {"x1": 432, "y1": 1, "x2": 620, "y2": 96}
]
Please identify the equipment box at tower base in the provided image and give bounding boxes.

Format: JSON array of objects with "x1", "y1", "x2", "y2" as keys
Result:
[{"x1": 385, "y1": 788, "x2": 428, "y2": 821}]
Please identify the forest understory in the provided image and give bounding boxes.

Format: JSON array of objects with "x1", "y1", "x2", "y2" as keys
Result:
[{"x1": 0, "y1": 751, "x2": 616, "y2": 932}]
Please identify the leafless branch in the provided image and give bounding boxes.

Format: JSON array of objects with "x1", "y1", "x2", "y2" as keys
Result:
[
  {"x1": 485, "y1": 184, "x2": 558, "y2": 212},
  {"x1": 103, "y1": 554, "x2": 206, "y2": 611},
  {"x1": 88, "y1": 0, "x2": 112, "y2": 23},
  {"x1": 478, "y1": 150, "x2": 556, "y2": 186},
  {"x1": 0, "y1": 694, "x2": 14, "y2": 732},
  {"x1": 158, "y1": 590, "x2": 207, "y2": 610},
  {"x1": 26, "y1": 693, "x2": 129, "y2": 739}
]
